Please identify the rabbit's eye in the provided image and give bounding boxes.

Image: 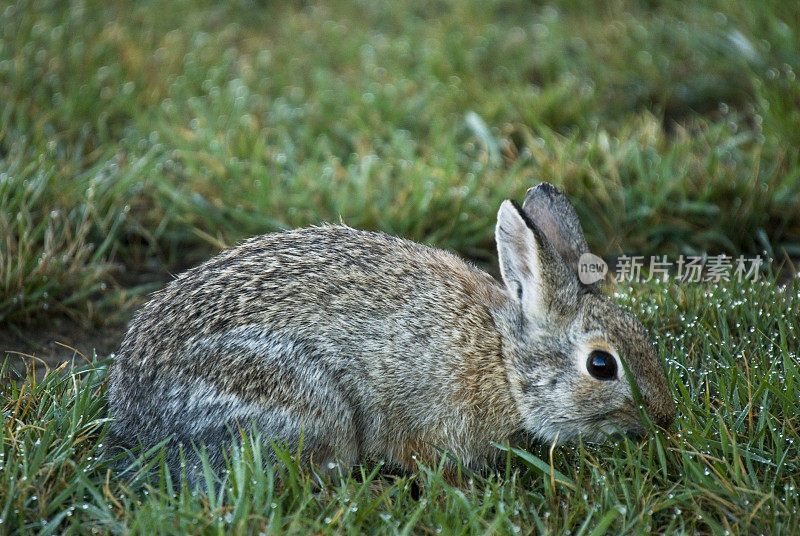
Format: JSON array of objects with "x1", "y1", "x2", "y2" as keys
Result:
[{"x1": 587, "y1": 350, "x2": 617, "y2": 381}]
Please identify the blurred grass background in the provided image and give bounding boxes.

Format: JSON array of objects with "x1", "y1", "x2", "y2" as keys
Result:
[{"x1": 1, "y1": 0, "x2": 799, "y2": 325}]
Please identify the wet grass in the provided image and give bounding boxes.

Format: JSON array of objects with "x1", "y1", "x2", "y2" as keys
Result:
[{"x1": 1, "y1": 272, "x2": 798, "y2": 534}]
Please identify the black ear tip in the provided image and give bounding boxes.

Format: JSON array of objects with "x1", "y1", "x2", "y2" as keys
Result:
[
  {"x1": 523, "y1": 183, "x2": 565, "y2": 210},
  {"x1": 526, "y1": 182, "x2": 562, "y2": 199}
]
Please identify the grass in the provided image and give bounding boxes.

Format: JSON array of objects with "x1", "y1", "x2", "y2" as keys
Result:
[
  {"x1": 1, "y1": 273, "x2": 798, "y2": 534},
  {"x1": 1, "y1": 0, "x2": 800, "y2": 533}
]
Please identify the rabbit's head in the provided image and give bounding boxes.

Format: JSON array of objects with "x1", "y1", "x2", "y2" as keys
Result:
[{"x1": 494, "y1": 183, "x2": 675, "y2": 443}]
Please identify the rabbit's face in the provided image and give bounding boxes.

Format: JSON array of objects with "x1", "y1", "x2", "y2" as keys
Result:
[
  {"x1": 495, "y1": 184, "x2": 675, "y2": 445},
  {"x1": 579, "y1": 295, "x2": 675, "y2": 434},
  {"x1": 503, "y1": 291, "x2": 675, "y2": 444}
]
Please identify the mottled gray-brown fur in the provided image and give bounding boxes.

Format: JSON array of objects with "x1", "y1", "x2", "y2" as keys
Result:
[{"x1": 106, "y1": 183, "x2": 674, "y2": 479}]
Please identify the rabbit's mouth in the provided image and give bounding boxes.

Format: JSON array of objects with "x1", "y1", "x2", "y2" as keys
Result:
[
  {"x1": 594, "y1": 406, "x2": 654, "y2": 440},
  {"x1": 584, "y1": 415, "x2": 648, "y2": 442}
]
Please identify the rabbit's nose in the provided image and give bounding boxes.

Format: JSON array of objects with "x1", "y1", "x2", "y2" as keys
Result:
[
  {"x1": 655, "y1": 412, "x2": 674, "y2": 429},
  {"x1": 650, "y1": 402, "x2": 676, "y2": 429}
]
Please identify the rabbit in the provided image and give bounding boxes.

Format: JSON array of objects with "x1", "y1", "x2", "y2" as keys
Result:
[{"x1": 105, "y1": 182, "x2": 675, "y2": 480}]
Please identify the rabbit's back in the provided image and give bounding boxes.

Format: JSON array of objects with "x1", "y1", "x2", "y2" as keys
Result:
[{"x1": 107, "y1": 225, "x2": 518, "y2": 472}]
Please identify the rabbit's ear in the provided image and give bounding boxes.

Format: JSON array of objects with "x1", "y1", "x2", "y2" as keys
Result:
[
  {"x1": 496, "y1": 200, "x2": 573, "y2": 318},
  {"x1": 521, "y1": 183, "x2": 589, "y2": 277}
]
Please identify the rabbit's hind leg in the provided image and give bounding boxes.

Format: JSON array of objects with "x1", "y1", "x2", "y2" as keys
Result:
[{"x1": 183, "y1": 328, "x2": 364, "y2": 474}]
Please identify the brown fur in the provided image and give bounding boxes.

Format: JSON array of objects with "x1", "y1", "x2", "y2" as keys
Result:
[{"x1": 105, "y1": 184, "x2": 675, "y2": 482}]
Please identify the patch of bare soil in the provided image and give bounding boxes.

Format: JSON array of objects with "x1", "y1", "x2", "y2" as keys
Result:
[
  {"x1": 1, "y1": 318, "x2": 127, "y2": 380},
  {"x1": 1, "y1": 265, "x2": 171, "y2": 381}
]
